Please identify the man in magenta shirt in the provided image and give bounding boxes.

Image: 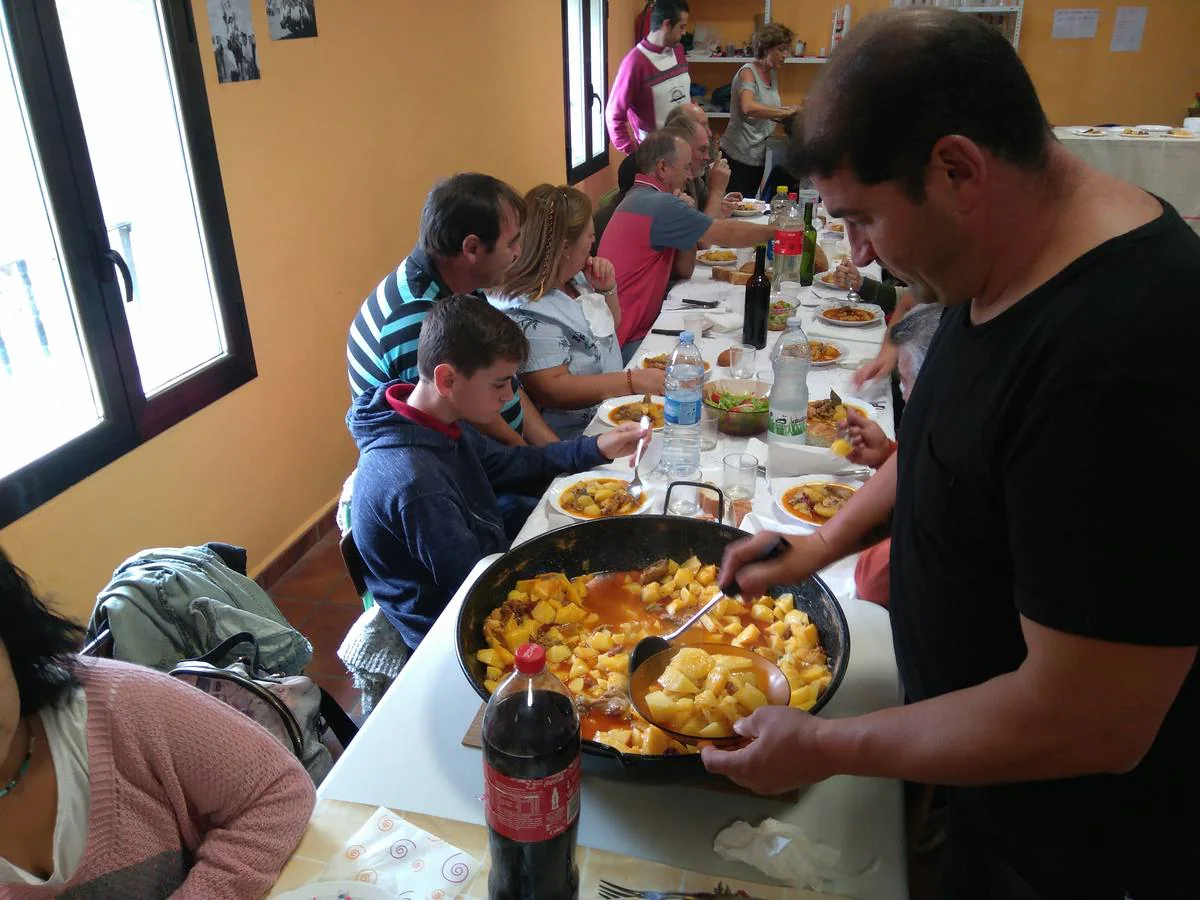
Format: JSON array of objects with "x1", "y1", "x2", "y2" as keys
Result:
[
  {"x1": 606, "y1": 0, "x2": 691, "y2": 154},
  {"x1": 597, "y1": 131, "x2": 775, "y2": 359}
]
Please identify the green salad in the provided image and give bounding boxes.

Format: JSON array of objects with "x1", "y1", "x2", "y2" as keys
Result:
[{"x1": 706, "y1": 388, "x2": 769, "y2": 413}]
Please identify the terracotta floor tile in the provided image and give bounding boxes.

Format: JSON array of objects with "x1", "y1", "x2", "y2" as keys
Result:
[
  {"x1": 307, "y1": 601, "x2": 363, "y2": 633},
  {"x1": 271, "y1": 596, "x2": 323, "y2": 630},
  {"x1": 304, "y1": 623, "x2": 353, "y2": 677},
  {"x1": 270, "y1": 534, "x2": 348, "y2": 601}
]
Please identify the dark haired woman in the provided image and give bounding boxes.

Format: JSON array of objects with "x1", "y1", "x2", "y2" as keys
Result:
[{"x1": 0, "y1": 548, "x2": 314, "y2": 898}]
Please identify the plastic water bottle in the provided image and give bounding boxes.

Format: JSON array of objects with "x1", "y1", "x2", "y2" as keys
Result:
[
  {"x1": 767, "y1": 316, "x2": 811, "y2": 477},
  {"x1": 660, "y1": 330, "x2": 704, "y2": 511},
  {"x1": 768, "y1": 185, "x2": 791, "y2": 226}
]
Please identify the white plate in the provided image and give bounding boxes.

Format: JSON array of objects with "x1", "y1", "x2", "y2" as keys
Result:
[
  {"x1": 548, "y1": 473, "x2": 659, "y2": 521},
  {"x1": 807, "y1": 338, "x2": 849, "y2": 368},
  {"x1": 1109, "y1": 126, "x2": 1153, "y2": 137},
  {"x1": 731, "y1": 201, "x2": 767, "y2": 217},
  {"x1": 1135, "y1": 124, "x2": 1172, "y2": 133},
  {"x1": 273, "y1": 882, "x2": 397, "y2": 900},
  {"x1": 696, "y1": 248, "x2": 739, "y2": 267},
  {"x1": 774, "y1": 475, "x2": 864, "y2": 528},
  {"x1": 1070, "y1": 126, "x2": 1108, "y2": 136},
  {"x1": 817, "y1": 303, "x2": 884, "y2": 328},
  {"x1": 812, "y1": 273, "x2": 847, "y2": 293},
  {"x1": 596, "y1": 394, "x2": 666, "y2": 429}
]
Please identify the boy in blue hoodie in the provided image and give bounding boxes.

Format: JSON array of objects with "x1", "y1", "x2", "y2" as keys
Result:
[{"x1": 348, "y1": 295, "x2": 647, "y2": 651}]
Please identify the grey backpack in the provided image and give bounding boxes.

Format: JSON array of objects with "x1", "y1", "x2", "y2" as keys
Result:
[{"x1": 170, "y1": 632, "x2": 353, "y2": 784}]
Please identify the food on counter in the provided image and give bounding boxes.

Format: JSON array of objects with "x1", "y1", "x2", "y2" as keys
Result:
[
  {"x1": 1168, "y1": 128, "x2": 1197, "y2": 138},
  {"x1": 1121, "y1": 127, "x2": 1152, "y2": 137},
  {"x1": 609, "y1": 399, "x2": 664, "y2": 428},
  {"x1": 781, "y1": 481, "x2": 858, "y2": 525},
  {"x1": 1077, "y1": 127, "x2": 1106, "y2": 136},
  {"x1": 558, "y1": 478, "x2": 645, "y2": 518},
  {"x1": 476, "y1": 560, "x2": 833, "y2": 755},
  {"x1": 643, "y1": 647, "x2": 769, "y2": 738}
]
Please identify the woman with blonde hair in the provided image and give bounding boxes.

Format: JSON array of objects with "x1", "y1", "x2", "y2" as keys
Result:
[
  {"x1": 719, "y1": 22, "x2": 800, "y2": 197},
  {"x1": 492, "y1": 184, "x2": 664, "y2": 438}
]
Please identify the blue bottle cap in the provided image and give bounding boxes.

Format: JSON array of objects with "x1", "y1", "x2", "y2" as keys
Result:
[{"x1": 680, "y1": 330, "x2": 694, "y2": 342}]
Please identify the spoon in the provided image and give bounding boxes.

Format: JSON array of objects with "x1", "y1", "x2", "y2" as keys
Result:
[
  {"x1": 626, "y1": 413, "x2": 651, "y2": 502},
  {"x1": 627, "y1": 535, "x2": 789, "y2": 677}
]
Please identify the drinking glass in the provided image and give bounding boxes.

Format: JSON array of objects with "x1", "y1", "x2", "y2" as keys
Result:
[
  {"x1": 729, "y1": 344, "x2": 756, "y2": 379},
  {"x1": 683, "y1": 312, "x2": 707, "y2": 340},
  {"x1": 723, "y1": 453, "x2": 758, "y2": 526},
  {"x1": 700, "y1": 403, "x2": 719, "y2": 450}
]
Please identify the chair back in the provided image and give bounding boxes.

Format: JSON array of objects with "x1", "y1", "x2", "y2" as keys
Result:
[{"x1": 339, "y1": 529, "x2": 372, "y2": 609}]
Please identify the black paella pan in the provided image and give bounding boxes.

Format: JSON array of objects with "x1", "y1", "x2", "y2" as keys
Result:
[{"x1": 455, "y1": 516, "x2": 851, "y2": 780}]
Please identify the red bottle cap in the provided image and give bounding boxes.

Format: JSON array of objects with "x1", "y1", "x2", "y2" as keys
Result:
[{"x1": 514, "y1": 643, "x2": 546, "y2": 674}]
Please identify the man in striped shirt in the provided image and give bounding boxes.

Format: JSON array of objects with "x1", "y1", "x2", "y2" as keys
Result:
[{"x1": 346, "y1": 173, "x2": 557, "y2": 445}]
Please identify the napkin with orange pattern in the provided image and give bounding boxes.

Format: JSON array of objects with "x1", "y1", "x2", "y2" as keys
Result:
[{"x1": 319, "y1": 806, "x2": 480, "y2": 898}]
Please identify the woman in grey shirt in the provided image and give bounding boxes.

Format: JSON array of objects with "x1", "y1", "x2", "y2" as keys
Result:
[
  {"x1": 491, "y1": 185, "x2": 664, "y2": 438},
  {"x1": 719, "y1": 23, "x2": 800, "y2": 198}
]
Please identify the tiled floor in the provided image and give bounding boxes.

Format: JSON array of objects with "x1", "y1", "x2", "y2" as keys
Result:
[
  {"x1": 267, "y1": 531, "x2": 364, "y2": 723},
  {"x1": 265, "y1": 530, "x2": 942, "y2": 898}
]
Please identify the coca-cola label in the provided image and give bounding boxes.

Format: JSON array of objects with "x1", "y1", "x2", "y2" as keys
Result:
[{"x1": 484, "y1": 756, "x2": 581, "y2": 843}]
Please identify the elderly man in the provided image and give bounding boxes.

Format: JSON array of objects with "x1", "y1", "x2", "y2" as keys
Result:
[
  {"x1": 664, "y1": 102, "x2": 739, "y2": 219},
  {"x1": 597, "y1": 130, "x2": 774, "y2": 357},
  {"x1": 707, "y1": 9, "x2": 1199, "y2": 900}
]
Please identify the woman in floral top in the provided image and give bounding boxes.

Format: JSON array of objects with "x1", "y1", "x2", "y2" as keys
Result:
[{"x1": 491, "y1": 185, "x2": 664, "y2": 438}]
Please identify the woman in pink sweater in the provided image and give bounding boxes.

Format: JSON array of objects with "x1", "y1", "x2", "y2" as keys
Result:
[{"x1": 0, "y1": 548, "x2": 315, "y2": 898}]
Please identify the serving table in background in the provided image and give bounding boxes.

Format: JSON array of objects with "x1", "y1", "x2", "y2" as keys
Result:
[
  {"x1": 1055, "y1": 126, "x2": 1200, "y2": 234},
  {"x1": 312, "y1": 243, "x2": 909, "y2": 898}
]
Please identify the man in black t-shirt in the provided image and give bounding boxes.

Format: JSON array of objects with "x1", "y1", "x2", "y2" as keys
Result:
[{"x1": 704, "y1": 9, "x2": 1198, "y2": 900}]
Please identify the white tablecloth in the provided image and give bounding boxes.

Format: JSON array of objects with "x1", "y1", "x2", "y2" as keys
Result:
[
  {"x1": 1055, "y1": 126, "x2": 1200, "y2": 233},
  {"x1": 318, "y1": 248, "x2": 910, "y2": 899}
]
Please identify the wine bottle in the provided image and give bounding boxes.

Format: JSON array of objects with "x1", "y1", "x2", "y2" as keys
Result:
[
  {"x1": 742, "y1": 244, "x2": 769, "y2": 350},
  {"x1": 798, "y1": 200, "x2": 818, "y2": 287}
]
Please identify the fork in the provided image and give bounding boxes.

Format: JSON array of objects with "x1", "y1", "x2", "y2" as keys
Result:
[
  {"x1": 626, "y1": 412, "x2": 652, "y2": 501},
  {"x1": 598, "y1": 879, "x2": 763, "y2": 899},
  {"x1": 597, "y1": 880, "x2": 695, "y2": 899}
]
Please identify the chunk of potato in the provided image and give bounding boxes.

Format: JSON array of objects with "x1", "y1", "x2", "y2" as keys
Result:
[
  {"x1": 590, "y1": 630, "x2": 612, "y2": 652},
  {"x1": 750, "y1": 603, "x2": 775, "y2": 624},
  {"x1": 712, "y1": 653, "x2": 754, "y2": 671},
  {"x1": 476, "y1": 648, "x2": 501, "y2": 667},
  {"x1": 776, "y1": 593, "x2": 795, "y2": 613},
  {"x1": 568, "y1": 676, "x2": 585, "y2": 693},
  {"x1": 670, "y1": 647, "x2": 713, "y2": 683},
  {"x1": 569, "y1": 658, "x2": 589, "y2": 679},
  {"x1": 574, "y1": 645, "x2": 598, "y2": 661},
  {"x1": 503, "y1": 626, "x2": 531, "y2": 652},
  {"x1": 531, "y1": 601, "x2": 556, "y2": 625},
  {"x1": 658, "y1": 668, "x2": 700, "y2": 694},
  {"x1": 546, "y1": 645, "x2": 572, "y2": 664},
  {"x1": 696, "y1": 564, "x2": 717, "y2": 586},
  {"x1": 731, "y1": 624, "x2": 760, "y2": 648},
  {"x1": 506, "y1": 590, "x2": 529, "y2": 602},
  {"x1": 643, "y1": 724, "x2": 671, "y2": 756},
  {"x1": 697, "y1": 720, "x2": 731, "y2": 738},
  {"x1": 641, "y1": 582, "x2": 661, "y2": 604},
  {"x1": 735, "y1": 683, "x2": 769, "y2": 712},
  {"x1": 484, "y1": 679, "x2": 498, "y2": 693},
  {"x1": 645, "y1": 690, "x2": 675, "y2": 722},
  {"x1": 596, "y1": 652, "x2": 628, "y2": 673}
]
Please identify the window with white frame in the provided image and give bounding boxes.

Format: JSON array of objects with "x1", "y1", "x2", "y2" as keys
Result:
[{"x1": 562, "y1": 0, "x2": 609, "y2": 183}]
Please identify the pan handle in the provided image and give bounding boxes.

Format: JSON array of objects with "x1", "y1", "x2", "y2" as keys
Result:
[{"x1": 663, "y1": 480, "x2": 725, "y2": 522}]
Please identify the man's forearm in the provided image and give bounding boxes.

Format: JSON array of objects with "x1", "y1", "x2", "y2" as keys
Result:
[
  {"x1": 517, "y1": 388, "x2": 559, "y2": 445},
  {"x1": 673, "y1": 248, "x2": 697, "y2": 280},
  {"x1": 816, "y1": 667, "x2": 1139, "y2": 786},
  {"x1": 705, "y1": 219, "x2": 774, "y2": 248}
]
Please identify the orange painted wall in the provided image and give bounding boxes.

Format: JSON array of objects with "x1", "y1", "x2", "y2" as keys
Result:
[
  {"x1": 0, "y1": 0, "x2": 569, "y2": 621},
  {"x1": 685, "y1": 0, "x2": 1198, "y2": 129}
]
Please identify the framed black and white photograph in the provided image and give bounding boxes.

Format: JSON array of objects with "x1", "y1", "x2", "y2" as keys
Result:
[
  {"x1": 207, "y1": 0, "x2": 261, "y2": 83},
  {"x1": 266, "y1": 0, "x2": 318, "y2": 41}
]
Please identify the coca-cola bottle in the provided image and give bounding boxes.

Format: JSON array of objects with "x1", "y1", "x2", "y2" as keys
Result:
[{"x1": 482, "y1": 643, "x2": 581, "y2": 899}]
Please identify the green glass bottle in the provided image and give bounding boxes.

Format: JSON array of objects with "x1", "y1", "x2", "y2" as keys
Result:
[{"x1": 798, "y1": 199, "x2": 817, "y2": 286}]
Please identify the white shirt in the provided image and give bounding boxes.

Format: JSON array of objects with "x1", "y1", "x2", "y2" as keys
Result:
[{"x1": 0, "y1": 689, "x2": 90, "y2": 885}]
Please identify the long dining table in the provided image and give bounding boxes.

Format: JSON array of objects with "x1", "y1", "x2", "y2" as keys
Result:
[{"x1": 309, "y1": 242, "x2": 911, "y2": 899}]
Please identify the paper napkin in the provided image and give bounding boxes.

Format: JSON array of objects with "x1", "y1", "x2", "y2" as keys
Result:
[{"x1": 319, "y1": 807, "x2": 480, "y2": 898}]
